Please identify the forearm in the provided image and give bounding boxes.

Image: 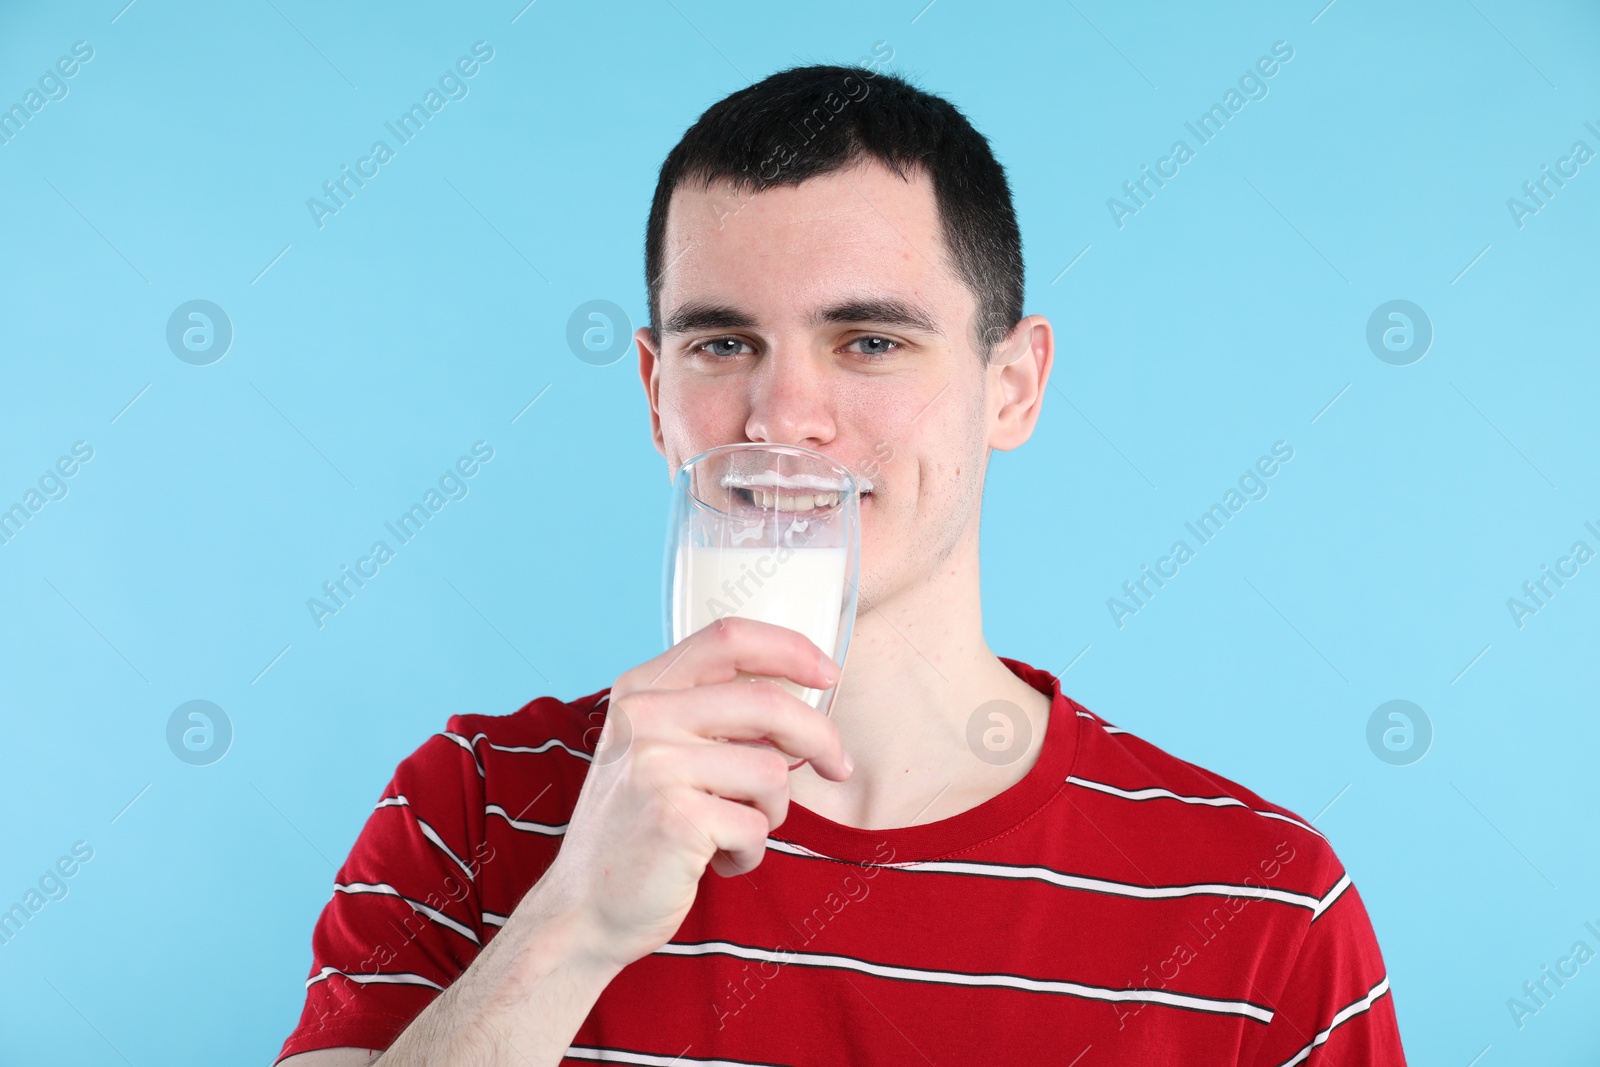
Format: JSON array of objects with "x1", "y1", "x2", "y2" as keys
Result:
[{"x1": 376, "y1": 883, "x2": 622, "y2": 1066}]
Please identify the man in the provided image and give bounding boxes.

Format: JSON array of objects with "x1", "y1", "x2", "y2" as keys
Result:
[{"x1": 278, "y1": 65, "x2": 1406, "y2": 1065}]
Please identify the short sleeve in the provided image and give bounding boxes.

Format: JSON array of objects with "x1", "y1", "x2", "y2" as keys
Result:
[
  {"x1": 1247, "y1": 861, "x2": 1407, "y2": 1066},
  {"x1": 275, "y1": 722, "x2": 492, "y2": 1063}
]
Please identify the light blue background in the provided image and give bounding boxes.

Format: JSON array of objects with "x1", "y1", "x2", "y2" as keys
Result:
[{"x1": 2, "y1": 0, "x2": 1597, "y2": 1063}]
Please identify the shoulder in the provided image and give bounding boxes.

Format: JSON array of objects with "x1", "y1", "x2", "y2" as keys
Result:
[
  {"x1": 1064, "y1": 701, "x2": 1346, "y2": 901},
  {"x1": 378, "y1": 687, "x2": 613, "y2": 826},
  {"x1": 393, "y1": 687, "x2": 611, "y2": 777},
  {"x1": 435, "y1": 687, "x2": 611, "y2": 768}
]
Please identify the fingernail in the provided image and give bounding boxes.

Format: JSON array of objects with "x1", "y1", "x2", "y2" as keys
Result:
[{"x1": 843, "y1": 750, "x2": 854, "y2": 773}]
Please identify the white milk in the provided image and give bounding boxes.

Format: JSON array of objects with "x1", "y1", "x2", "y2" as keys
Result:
[{"x1": 674, "y1": 545, "x2": 847, "y2": 708}]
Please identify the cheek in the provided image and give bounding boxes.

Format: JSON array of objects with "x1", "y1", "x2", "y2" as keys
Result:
[
  {"x1": 659, "y1": 377, "x2": 746, "y2": 458},
  {"x1": 910, "y1": 400, "x2": 986, "y2": 506}
]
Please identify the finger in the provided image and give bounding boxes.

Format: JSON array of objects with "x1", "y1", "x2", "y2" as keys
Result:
[
  {"x1": 619, "y1": 616, "x2": 840, "y2": 695},
  {"x1": 655, "y1": 739, "x2": 792, "y2": 832},
  {"x1": 731, "y1": 738, "x2": 809, "y2": 772},
  {"x1": 672, "y1": 787, "x2": 776, "y2": 877},
  {"x1": 642, "y1": 678, "x2": 851, "y2": 781}
]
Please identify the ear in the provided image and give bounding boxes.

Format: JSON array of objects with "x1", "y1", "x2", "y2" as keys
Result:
[
  {"x1": 636, "y1": 325, "x2": 667, "y2": 458},
  {"x1": 987, "y1": 315, "x2": 1054, "y2": 452}
]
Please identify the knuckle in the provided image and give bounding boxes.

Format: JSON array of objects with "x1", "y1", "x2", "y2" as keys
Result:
[
  {"x1": 615, "y1": 688, "x2": 667, "y2": 728},
  {"x1": 738, "y1": 747, "x2": 781, "y2": 791},
  {"x1": 756, "y1": 749, "x2": 790, "y2": 790},
  {"x1": 750, "y1": 677, "x2": 788, "y2": 711},
  {"x1": 597, "y1": 706, "x2": 632, "y2": 745},
  {"x1": 729, "y1": 806, "x2": 764, "y2": 844},
  {"x1": 613, "y1": 688, "x2": 649, "y2": 717},
  {"x1": 629, "y1": 739, "x2": 672, "y2": 780},
  {"x1": 758, "y1": 684, "x2": 800, "y2": 726},
  {"x1": 735, "y1": 804, "x2": 771, "y2": 847}
]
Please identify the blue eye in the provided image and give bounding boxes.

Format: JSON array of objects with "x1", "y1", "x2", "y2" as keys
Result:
[
  {"x1": 850, "y1": 336, "x2": 899, "y2": 359},
  {"x1": 697, "y1": 337, "x2": 750, "y2": 358}
]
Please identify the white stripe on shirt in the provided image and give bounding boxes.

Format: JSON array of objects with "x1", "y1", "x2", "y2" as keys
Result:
[
  {"x1": 488, "y1": 738, "x2": 592, "y2": 761},
  {"x1": 1076, "y1": 709, "x2": 1127, "y2": 734},
  {"x1": 764, "y1": 837, "x2": 1323, "y2": 912},
  {"x1": 1065, "y1": 776, "x2": 1324, "y2": 838},
  {"x1": 334, "y1": 881, "x2": 479, "y2": 944},
  {"x1": 372, "y1": 794, "x2": 477, "y2": 882},
  {"x1": 1311, "y1": 872, "x2": 1353, "y2": 920},
  {"x1": 654, "y1": 939, "x2": 1274, "y2": 1023},
  {"x1": 1272, "y1": 975, "x2": 1392, "y2": 1067},
  {"x1": 306, "y1": 966, "x2": 443, "y2": 991},
  {"x1": 566, "y1": 1043, "x2": 784, "y2": 1066},
  {"x1": 439, "y1": 731, "x2": 487, "y2": 777},
  {"x1": 487, "y1": 803, "x2": 568, "y2": 836}
]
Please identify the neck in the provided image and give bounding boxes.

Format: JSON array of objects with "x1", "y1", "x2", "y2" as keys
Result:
[{"x1": 787, "y1": 526, "x2": 1052, "y2": 830}]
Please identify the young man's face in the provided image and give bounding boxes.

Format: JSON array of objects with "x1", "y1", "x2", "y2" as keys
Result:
[{"x1": 637, "y1": 160, "x2": 1028, "y2": 615}]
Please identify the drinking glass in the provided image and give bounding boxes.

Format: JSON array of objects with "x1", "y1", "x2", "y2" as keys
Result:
[{"x1": 663, "y1": 443, "x2": 862, "y2": 763}]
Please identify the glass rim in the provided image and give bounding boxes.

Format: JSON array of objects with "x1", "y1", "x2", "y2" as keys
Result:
[{"x1": 675, "y1": 442, "x2": 861, "y2": 517}]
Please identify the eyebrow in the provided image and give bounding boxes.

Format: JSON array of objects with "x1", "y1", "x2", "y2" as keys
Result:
[
  {"x1": 660, "y1": 303, "x2": 757, "y2": 335},
  {"x1": 660, "y1": 298, "x2": 943, "y2": 337},
  {"x1": 812, "y1": 299, "x2": 942, "y2": 336}
]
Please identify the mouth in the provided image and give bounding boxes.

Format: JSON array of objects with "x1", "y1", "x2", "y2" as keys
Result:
[{"x1": 720, "y1": 470, "x2": 874, "y2": 513}]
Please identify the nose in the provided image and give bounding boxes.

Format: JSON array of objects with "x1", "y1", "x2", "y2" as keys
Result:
[{"x1": 742, "y1": 346, "x2": 837, "y2": 449}]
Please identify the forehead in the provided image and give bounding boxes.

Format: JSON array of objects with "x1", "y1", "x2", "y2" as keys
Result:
[{"x1": 659, "y1": 161, "x2": 968, "y2": 323}]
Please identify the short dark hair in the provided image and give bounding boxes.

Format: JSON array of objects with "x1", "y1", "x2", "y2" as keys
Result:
[{"x1": 644, "y1": 64, "x2": 1023, "y2": 363}]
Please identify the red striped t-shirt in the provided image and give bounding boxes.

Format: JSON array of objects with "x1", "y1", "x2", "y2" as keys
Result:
[{"x1": 276, "y1": 657, "x2": 1406, "y2": 1065}]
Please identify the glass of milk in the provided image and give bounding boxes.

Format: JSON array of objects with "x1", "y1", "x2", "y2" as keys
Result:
[{"x1": 664, "y1": 443, "x2": 864, "y2": 752}]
